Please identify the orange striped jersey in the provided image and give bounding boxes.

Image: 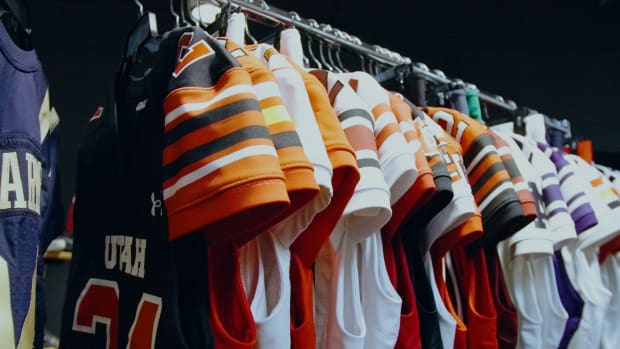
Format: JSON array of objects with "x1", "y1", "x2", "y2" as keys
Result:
[
  {"x1": 426, "y1": 107, "x2": 524, "y2": 249},
  {"x1": 162, "y1": 28, "x2": 289, "y2": 243},
  {"x1": 384, "y1": 93, "x2": 436, "y2": 241},
  {"x1": 310, "y1": 69, "x2": 391, "y2": 244},
  {"x1": 422, "y1": 113, "x2": 480, "y2": 251},
  {"x1": 219, "y1": 39, "x2": 318, "y2": 222},
  {"x1": 403, "y1": 113, "x2": 454, "y2": 237},
  {"x1": 342, "y1": 72, "x2": 417, "y2": 204},
  {"x1": 489, "y1": 130, "x2": 537, "y2": 222}
]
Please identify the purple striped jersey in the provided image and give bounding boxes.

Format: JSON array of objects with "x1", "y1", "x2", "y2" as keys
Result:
[
  {"x1": 512, "y1": 134, "x2": 577, "y2": 249},
  {"x1": 538, "y1": 143, "x2": 598, "y2": 235},
  {"x1": 564, "y1": 154, "x2": 620, "y2": 249}
]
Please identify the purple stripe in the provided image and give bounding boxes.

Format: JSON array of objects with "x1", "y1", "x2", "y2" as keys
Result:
[
  {"x1": 542, "y1": 185, "x2": 564, "y2": 203},
  {"x1": 548, "y1": 207, "x2": 569, "y2": 219},
  {"x1": 559, "y1": 171, "x2": 574, "y2": 185},
  {"x1": 574, "y1": 211, "x2": 598, "y2": 234},
  {"x1": 542, "y1": 172, "x2": 556, "y2": 180},
  {"x1": 566, "y1": 192, "x2": 586, "y2": 207}
]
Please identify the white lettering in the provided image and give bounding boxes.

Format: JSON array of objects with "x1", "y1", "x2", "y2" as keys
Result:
[
  {"x1": 131, "y1": 239, "x2": 147, "y2": 278},
  {"x1": 25, "y1": 153, "x2": 41, "y2": 214},
  {"x1": 0, "y1": 152, "x2": 26, "y2": 209},
  {"x1": 104, "y1": 236, "x2": 117, "y2": 270},
  {"x1": 119, "y1": 236, "x2": 133, "y2": 275},
  {"x1": 104, "y1": 235, "x2": 148, "y2": 279}
]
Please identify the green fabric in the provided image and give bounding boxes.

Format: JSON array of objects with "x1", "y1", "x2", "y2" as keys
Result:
[{"x1": 466, "y1": 88, "x2": 483, "y2": 122}]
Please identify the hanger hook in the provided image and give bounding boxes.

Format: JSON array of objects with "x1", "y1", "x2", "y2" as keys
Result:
[
  {"x1": 170, "y1": 0, "x2": 180, "y2": 27},
  {"x1": 306, "y1": 35, "x2": 322, "y2": 69},
  {"x1": 133, "y1": 0, "x2": 144, "y2": 17}
]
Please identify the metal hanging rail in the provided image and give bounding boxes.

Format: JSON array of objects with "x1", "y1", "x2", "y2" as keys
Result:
[{"x1": 220, "y1": 0, "x2": 570, "y2": 137}]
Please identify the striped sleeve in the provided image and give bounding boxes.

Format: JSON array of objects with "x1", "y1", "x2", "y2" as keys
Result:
[
  {"x1": 424, "y1": 117, "x2": 480, "y2": 251},
  {"x1": 344, "y1": 72, "x2": 417, "y2": 204},
  {"x1": 383, "y1": 93, "x2": 436, "y2": 241},
  {"x1": 163, "y1": 29, "x2": 289, "y2": 242},
  {"x1": 291, "y1": 65, "x2": 361, "y2": 257},
  {"x1": 489, "y1": 130, "x2": 537, "y2": 222},
  {"x1": 564, "y1": 154, "x2": 620, "y2": 249},
  {"x1": 221, "y1": 39, "x2": 319, "y2": 222},
  {"x1": 426, "y1": 107, "x2": 523, "y2": 248},
  {"x1": 511, "y1": 135, "x2": 576, "y2": 248},
  {"x1": 539, "y1": 143, "x2": 598, "y2": 235},
  {"x1": 310, "y1": 69, "x2": 391, "y2": 244}
]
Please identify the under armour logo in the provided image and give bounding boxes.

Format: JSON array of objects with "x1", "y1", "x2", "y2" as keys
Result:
[{"x1": 150, "y1": 192, "x2": 163, "y2": 217}]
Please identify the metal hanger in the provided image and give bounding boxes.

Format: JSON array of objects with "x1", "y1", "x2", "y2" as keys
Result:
[
  {"x1": 305, "y1": 33, "x2": 322, "y2": 69},
  {"x1": 133, "y1": 0, "x2": 144, "y2": 17},
  {"x1": 120, "y1": 0, "x2": 158, "y2": 77},
  {"x1": 170, "y1": 0, "x2": 181, "y2": 27}
]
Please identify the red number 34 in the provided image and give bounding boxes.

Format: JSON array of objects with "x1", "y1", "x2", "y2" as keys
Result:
[{"x1": 72, "y1": 279, "x2": 162, "y2": 349}]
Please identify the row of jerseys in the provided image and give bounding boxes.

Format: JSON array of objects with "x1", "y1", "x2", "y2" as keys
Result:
[{"x1": 59, "y1": 26, "x2": 620, "y2": 349}]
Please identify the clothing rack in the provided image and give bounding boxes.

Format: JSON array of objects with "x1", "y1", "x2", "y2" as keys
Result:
[{"x1": 220, "y1": 0, "x2": 572, "y2": 139}]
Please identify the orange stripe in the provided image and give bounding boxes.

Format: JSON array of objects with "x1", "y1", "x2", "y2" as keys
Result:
[
  {"x1": 166, "y1": 154, "x2": 284, "y2": 213},
  {"x1": 591, "y1": 177, "x2": 604, "y2": 187},
  {"x1": 474, "y1": 171, "x2": 508, "y2": 203},
  {"x1": 375, "y1": 123, "x2": 400, "y2": 148},
  {"x1": 468, "y1": 156, "x2": 497, "y2": 183},
  {"x1": 164, "y1": 91, "x2": 258, "y2": 132},
  {"x1": 259, "y1": 96, "x2": 283, "y2": 110},
  {"x1": 163, "y1": 137, "x2": 276, "y2": 190},
  {"x1": 163, "y1": 109, "x2": 266, "y2": 165},
  {"x1": 371, "y1": 103, "x2": 391, "y2": 119},
  {"x1": 344, "y1": 125, "x2": 378, "y2": 152}
]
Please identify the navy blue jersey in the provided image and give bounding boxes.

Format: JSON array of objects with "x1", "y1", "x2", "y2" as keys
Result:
[
  {"x1": 35, "y1": 99, "x2": 63, "y2": 349},
  {"x1": 60, "y1": 28, "x2": 213, "y2": 349},
  {"x1": 0, "y1": 21, "x2": 49, "y2": 348}
]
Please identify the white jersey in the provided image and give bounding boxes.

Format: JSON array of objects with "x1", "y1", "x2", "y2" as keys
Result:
[{"x1": 600, "y1": 253, "x2": 620, "y2": 349}]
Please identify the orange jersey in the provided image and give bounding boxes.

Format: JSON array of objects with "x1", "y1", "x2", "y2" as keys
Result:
[
  {"x1": 163, "y1": 30, "x2": 289, "y2": 243},
  {"x1": 426, "y1": 107, "x2": 524, "y2": 249}
]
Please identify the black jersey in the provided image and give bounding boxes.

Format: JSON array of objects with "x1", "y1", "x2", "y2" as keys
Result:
[{"x1": 60, "y1": 28, "x2": 213, "y2": 349}]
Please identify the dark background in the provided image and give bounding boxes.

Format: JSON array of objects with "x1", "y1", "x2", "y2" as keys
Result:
[
  {"x1": 27, "y1": 0, "x2": 620, "y2": 212},
  {"x1": 23, "y1": 0, "x2": 620, "y2": 335}
]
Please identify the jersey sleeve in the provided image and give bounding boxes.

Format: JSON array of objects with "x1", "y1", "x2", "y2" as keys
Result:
[
  {"x1": 223, "y1": 39, "x2": 319, "y2": 229},
  {"x1": 163, "y1": 29, "x2": 289, "y2": 242},
  {"x1": 427, "y1": 107, "x2": 524, "y2": 248},
  {"x1": 345, "y1": 72, "x2": 417, "y2": 204},
  {"x1": 310, "y1": 69, "x2": 390, "y2": 245}
]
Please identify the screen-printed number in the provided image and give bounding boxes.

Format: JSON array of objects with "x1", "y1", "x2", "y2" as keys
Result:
[{"x1": 72, "y1": 279, "x2": 162, "y2": 349}]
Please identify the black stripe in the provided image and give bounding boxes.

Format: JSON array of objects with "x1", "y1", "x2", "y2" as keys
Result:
[
  {"x1": 609, "y1": 200, "x2": 620, "y2": 210},
  {"x1": 463, "y1": 133, "x2": 497, "y2": 165},
  {"x1": 165, "y1": 99, "x2": 261, "y2": 147},
  {"x1": 164, "y1": 125, "x2": 271, "y2": 180},
  {"x1": 479, "y1": 181, "x2": 517, "y2": 216},
  {"x1": 503, "y1": 158, "x2": 521, "y2": 179},
  {"x1": 271, "y1": 131, "x2": 302, "y2": 149},
  {"x1": 431, "y1": 162, "x2": 450, "y2": 178},
  {"x1": 357, "y1": 158, "x2": 381, "y2": 169},
  {"x1": 337, "y1": 108, "x2": 374, "y2": 126},
  {"x1": 471, "y1": 162, "x2": 508, "y2": 195}
]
